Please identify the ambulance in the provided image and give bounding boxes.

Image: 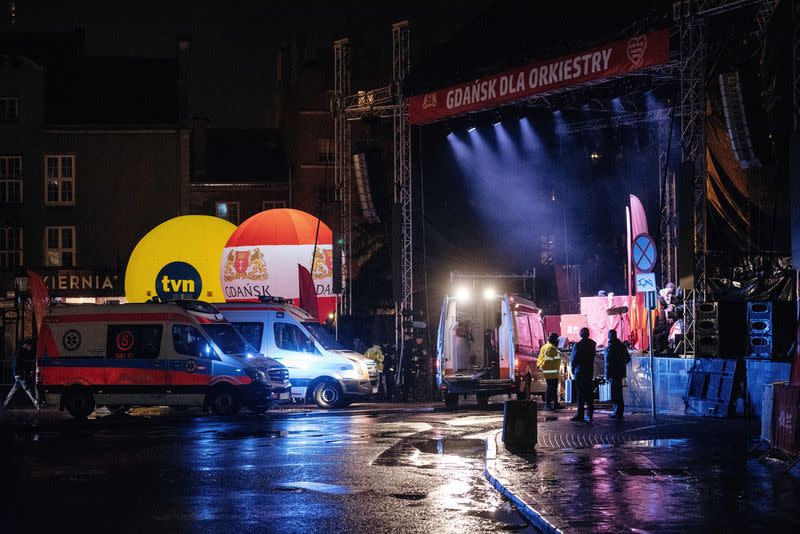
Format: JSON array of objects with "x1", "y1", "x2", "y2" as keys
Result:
[
  {"x1": 216, "y1": 298, "x2": 379, "y2": 408},
  {"x1": 37, "y1": 300, "x2": 291, "y2": 419},
  {"x1": 436, "y1": 288, "x2": 548, "y2": 408}
]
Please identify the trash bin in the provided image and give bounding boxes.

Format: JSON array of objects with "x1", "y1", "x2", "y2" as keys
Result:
[{"x1": 502, "y1": 399, "x2": 537, "y2": 453}]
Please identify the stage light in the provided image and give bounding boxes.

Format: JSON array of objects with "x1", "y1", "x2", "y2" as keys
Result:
[
  {"x1": 455, "y1": 286, "x2": 471, "y2": 301},
  {"x1": 467, "y1": 125, "x2": 477, "y2": 133},
  {"x1": 483, "y1": 287, "x2": 496, "y2": 300},
  {"x1": 591, "y1": 152, "x2": 600, "y2": 160}
]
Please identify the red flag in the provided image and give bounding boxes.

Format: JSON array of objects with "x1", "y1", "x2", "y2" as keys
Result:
[
  {"x1": 297, "y1": 265, "x2": 319, "y2": 322},
  {"x1": 27, "y1": 270, "x2": 50, "y2": 332}
]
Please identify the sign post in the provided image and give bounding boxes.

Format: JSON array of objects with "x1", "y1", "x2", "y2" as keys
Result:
[{"x1": 634, "y1": 232, "x2": 657, "y2": 418}]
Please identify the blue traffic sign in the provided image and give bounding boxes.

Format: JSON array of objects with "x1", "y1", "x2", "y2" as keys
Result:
[{"x1": 632, "y1": 233, "x2": 656, "y2": 273}]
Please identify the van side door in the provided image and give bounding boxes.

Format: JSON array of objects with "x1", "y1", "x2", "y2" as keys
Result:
[
  {"x1": 269, "y1": 321, "x2": 318, "y2": 387},
  {"x1": 105, "y1": 324, "x2": 165, "y2": 403},
  {"x1": 169, "y1": 324, "x2": 216, "y2": 394}
]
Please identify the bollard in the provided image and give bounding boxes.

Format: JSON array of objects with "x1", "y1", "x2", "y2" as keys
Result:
[{"x1": 502, "y1": 399, "x2": 537, "y2": 453}]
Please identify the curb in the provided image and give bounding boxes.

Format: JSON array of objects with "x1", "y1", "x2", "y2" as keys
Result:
[{"x1": 484, "y1": 430, "x2": 563, "y2": 534}]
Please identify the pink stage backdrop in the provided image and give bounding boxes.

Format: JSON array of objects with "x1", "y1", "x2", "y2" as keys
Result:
[{"x1": 580, "y1": 296, "x2": 632, "y2": 346}]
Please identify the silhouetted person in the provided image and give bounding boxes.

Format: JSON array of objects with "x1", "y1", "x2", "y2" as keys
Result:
[
  {"x1": 570, "y1": 327, "x2": 596, "y2": 422},
  {"x1": 604, "y1": 329, "x2": 630, "y2": 419},
  {"x1": 3, "y1": 338, "x2": 38, "y2": 410},
  {"x1": 382, "y1": 344, "x2": 397, "y2": 402},
  {"x1": 538, "y1": 332, "x2": 563, "y2": 410}
]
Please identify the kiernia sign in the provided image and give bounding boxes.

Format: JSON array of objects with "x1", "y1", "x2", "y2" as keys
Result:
[{"x1": 408, "y1": 29, "x2": 669, "y2": 125}]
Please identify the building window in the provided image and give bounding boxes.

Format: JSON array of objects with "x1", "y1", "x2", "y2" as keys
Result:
[
  {"x1": 0, "y1": 155, "x2": 22, "y2": 202},
  {"x1": 0, "y1": 227, "x2": 22, "y2": 268},
  {"x1": 45, "y1": 226, "x2": 76, "y2": 266},
  {"x1": 0, "y1": 97, "x2": 19, "y2": 122},
  {"x1": 318, "y1": 138, "x2": 334, "y2": 164},
  {"x1": 45, "y1": 154, "x2": 75, "y2": 205},
  {"x1": 215, "y1": 201, "x2": 239, "y2": 225},
  {"x1": 262, "y1": 200, "x2": 286, "y2": 211}
]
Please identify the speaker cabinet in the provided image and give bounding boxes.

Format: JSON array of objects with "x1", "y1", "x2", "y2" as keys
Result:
[
  {"x1": 749, "y1": 319, "x2": 772, "y2": 336},
  {"x1": 697, "y1": 335, "x2": 720, "y2": 357},
  {"x1": 749, "y1": 336, "x2": 773, "y2": 358},
  {"x1": 747, "y1": 302, "x2": 772, "y2": 320}
]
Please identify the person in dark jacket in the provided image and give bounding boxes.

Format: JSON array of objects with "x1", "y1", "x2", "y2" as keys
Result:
[
  {"x1": 3, "y1": 338, "x2": 38, "y2": 410},
  {"x1": 570, "y1": 327, "x2": 596, "y2": 422},
  {"x1": 604, "y1": 329, "x2": 631, "y2": 419}
]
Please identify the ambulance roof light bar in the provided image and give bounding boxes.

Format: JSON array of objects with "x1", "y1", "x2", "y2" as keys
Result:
[{"x1": 257, "y1": 295, "x2": 288, "y2": 304}]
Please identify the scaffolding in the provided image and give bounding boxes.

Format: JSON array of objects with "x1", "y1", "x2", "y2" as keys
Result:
[{"x1": 333, "y1": 38, "x2": 353, "y2": 315}]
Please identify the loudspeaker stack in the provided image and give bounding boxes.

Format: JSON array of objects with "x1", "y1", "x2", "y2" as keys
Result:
[
  {"x1": 696, "y1": 302, "x2": 720, "y2": 357},
  {"x1": 747, "y1": 302, "x2": 773, "y2": 359}
]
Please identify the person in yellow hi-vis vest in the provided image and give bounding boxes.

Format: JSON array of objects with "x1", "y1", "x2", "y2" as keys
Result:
[
  {"x1": 364, "y1": 344, "x2": 385, "y2": 399},
  {"x1": 537, "y1": 332, "x2": 564, "y2": 411}
]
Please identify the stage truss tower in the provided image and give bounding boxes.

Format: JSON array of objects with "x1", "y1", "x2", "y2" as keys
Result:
[
  {"x1": 333, "y1": 38, "x2": 353, "y2": 315},
  {"x1": 333, "y1": 22, "x2": 412, "y2": 354}
]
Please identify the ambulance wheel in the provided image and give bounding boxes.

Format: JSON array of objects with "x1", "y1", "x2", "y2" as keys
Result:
[
  {"x1": 477, "y1": 393, "x2": 490, "y2": 409},
  {"x1": 209, "y1": 385, "x2": 241, "y2": 416},
  {"x1": 64, "y1": 387, "x2": 95, "y2": 420},
  {"x1": 312, "y1": 380, "x2": 343, "y2": 409},
  {"x1": 108, "y1": 405, "x2": 131, "y2": 414},
  {"x1": 444, "y1": 393, "x2": 459, "y2": 409}
]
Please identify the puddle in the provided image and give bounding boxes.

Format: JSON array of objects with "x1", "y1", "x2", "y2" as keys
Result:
[
  {"x1": 214, "y1": 430, "x2": 289, "y2": 440},
  {"x1": 624, "y1": 438, "x2": 689, "y2": 448},
  {"x1": 390, "y1": 493, "x2": 427, "y2": 501},
  {"x1": 618, "y1": 467, "x2": 691, "y2": 477},
  {"x1": 414, "y1": 438, "x2": 485, "y2": 458},
  {"x1": 277, "y1": 481, "x2": 364, "y2": 495}
]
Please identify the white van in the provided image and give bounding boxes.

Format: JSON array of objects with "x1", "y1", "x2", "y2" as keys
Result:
[
  {"x1": 38, "y1": 300, "x2": 291, "y2": 418},
  {"x1": 216, "y1": 298, "x2": 379, "y2": 408}
]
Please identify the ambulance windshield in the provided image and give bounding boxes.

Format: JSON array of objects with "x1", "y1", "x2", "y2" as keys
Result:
[
  {"x1": 202, "y1": 324, "x2": 258, "y2": 355},
  {"x1": 303, "y1": 322, "x2": 344, "y2": 351}
]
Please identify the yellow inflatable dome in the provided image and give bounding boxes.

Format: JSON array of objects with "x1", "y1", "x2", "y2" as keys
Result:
[{"x1": 125, "y1": 215, "x2": 236, "y2": 303}]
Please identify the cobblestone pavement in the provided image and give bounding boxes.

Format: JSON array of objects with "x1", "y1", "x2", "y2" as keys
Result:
[{"x1": 486, "y1": 409, "x2": 800, "y2": 533}]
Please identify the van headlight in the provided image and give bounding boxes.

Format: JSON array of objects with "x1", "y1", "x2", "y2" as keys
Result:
[{"x1": 245, "y1": 368, "x2": 266, "y2": 383}]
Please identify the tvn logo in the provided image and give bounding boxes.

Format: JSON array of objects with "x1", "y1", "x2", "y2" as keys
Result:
[{"x1": 156, "y1": 261, "x2": 202, "y2": 301}]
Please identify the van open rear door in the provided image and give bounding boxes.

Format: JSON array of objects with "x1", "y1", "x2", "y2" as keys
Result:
[
  {"x1": 498, "y1": 293, "x2": 515, "y2": 381},
  {"x1": 436, "y1": 296, "x2": 449, "y2": 387}
]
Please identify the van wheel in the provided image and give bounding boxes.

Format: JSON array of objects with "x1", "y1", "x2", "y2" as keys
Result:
[
  {"x1": 108, "y1": 405, "x2": 131, "y2": 414},
  {"x1": 209, "y1": 385, "x2": 241, "y2": 416},
  {"x1": 64, "y1": 387, "x2": 95, "y2": 420},
  {"x1": 444, "y1": 393, "x2": 459, "y2": 409},
  {"x1": 312, "y1": 380, "x2": 343, "y2": 409},
  {"x1": 477, "y1": 393, "x2": 490, "y2": 409}
]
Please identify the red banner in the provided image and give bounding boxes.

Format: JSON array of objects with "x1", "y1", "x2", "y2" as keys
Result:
[{"x1": 409, "y1": 29, "x2": 670, "y2": 125}]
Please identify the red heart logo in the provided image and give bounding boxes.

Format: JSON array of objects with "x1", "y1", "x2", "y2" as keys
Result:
[{"x1": 627, "y1": 35, "x2": 647, "y2": 66}]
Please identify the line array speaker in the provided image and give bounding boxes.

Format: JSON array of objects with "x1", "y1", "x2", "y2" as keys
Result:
[{"x1": 747, "y1": 302, "x2": 773, "y2": 359}]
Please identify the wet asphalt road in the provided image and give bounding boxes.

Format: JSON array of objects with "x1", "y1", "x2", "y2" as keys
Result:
[{"x1": 0, "y1": 403, "x2": 536, "y2": 534}]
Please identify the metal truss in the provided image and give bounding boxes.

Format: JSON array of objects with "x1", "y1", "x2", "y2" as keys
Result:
[
  {"x1": 795, "y1": 0, "x2": 800, "y2": 132},
  {"x1": 333, "y1": 22, "x2": 412, "y2": 360},
  {"x1": 677, "y1": 2, "x2": 707, "y2": 310},
  {"x1": 656, "y1": 118, "x2": 678, "y2": 289},
  {"x1": 334, "y1": 38, "x2": 353, "y2": 314},
  {"x1": 562, "y1": 108, "x2": 672, "y2": 134},
  {"x1": 753, "y1": 0, "x2": 780, "y2": 41},
  {"x1": 393, "y1": 21, "x2": 413, "y2": 364},
  {"x1": 342, "y1": 86, "x2": 394, "y2": 119},
  {"x1": 680, "y1": 289, "x2": 697, "y2": 356}
]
